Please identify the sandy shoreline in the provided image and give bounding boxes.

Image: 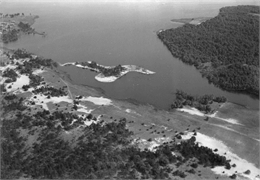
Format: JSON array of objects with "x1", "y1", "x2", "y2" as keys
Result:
[{"x1": 182, "y1": 132, "x2": 260, "y2": 180}]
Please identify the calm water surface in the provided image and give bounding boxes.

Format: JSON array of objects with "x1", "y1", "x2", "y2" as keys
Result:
[{"x1": 2, "y1": 1, "x2": 259, "y2": 110}]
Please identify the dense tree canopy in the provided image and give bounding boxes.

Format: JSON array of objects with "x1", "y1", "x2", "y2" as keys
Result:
[
  {"x1": 171, "y1": 90, "x2": 227, "y2": 113},
  {"x1": 81, "y1": 61, "x2": 126, "y2": 77},
  {"x1": 1, "y1": 93, "x2": 231, "y2": 179},
  {"x1": 158, "y1": 5, "x2": 259, "y2": 96}
]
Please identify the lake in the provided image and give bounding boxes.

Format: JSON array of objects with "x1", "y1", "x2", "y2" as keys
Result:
[{"x1": 2, "y1": 0, "x2": 259, "y2": 110}]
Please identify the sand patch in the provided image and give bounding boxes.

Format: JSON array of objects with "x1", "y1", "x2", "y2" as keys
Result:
[
  {"x1": 178, "y1": 107, "x2": 205, "y2": 116},
  {"x1": 28, "y1": 94, "x2": 73, "y2": 110},
  {"x1": 6, "y1": 74, "x2": 30, "y2": 92},
  {"x1": 32, "y1": 69, "x2": 46, "y2": 75},
  {"x1": 0, "y1": 64, "x2": 17, "y2": 71},
  {"x1": 134, "y1": 139, "x2": 160, "y2": 151},
  {"x1": 81, "y1": 96, "x2": 112, "y2": 106},
  {"x1": 208, "y1": 111, "x2": 243, "y2": 125},
  {"x1": 125, "y1": 108, "x2": 141, "y2": 116},
  {"x1": 83, "y1": 119, "x2": 97, "y2": 126},
  {"x1": 77, "y1": 104, "x2": 94, "y2": 114},
  {"x1": 95, "y1": 75, "x2": 117, "y2": 82},
  {"x1": 135, "y1": 137, "x2": 171, "y2": 152},
  {"x1": 182, "y1": 132, "x2": 260, "y2": 179}
]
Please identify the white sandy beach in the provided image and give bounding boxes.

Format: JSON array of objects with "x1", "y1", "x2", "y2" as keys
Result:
[
  {"x1": 95, "y1": 75, "x2": 118, "y2": 82},
  {"x1": 182, "y1": 132, "x2": 260, "y2": 180},
  {"x1": 81, "y1": 96, "x2": 112, "y2": 106}
]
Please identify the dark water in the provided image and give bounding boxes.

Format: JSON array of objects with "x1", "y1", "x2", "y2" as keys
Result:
[{"x1": 2, "y1": 0, "x2": 259, "y2": 110}]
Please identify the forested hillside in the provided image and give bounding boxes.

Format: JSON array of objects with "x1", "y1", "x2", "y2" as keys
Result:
[{"x1": 157, "y1": 5, "x2": 259, "y2": 96}]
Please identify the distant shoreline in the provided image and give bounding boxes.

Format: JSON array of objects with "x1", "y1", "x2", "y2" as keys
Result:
[
  {"x1": 0, "y1": 13, "x2": 46, "y2": 43},
  {"x1": 171, "y1": 17, "x2": 212, "y2": 25}
]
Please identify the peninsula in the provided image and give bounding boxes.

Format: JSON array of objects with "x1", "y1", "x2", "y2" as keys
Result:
[
  {"x1": 0, "y1": 13, "x2": 46, "y2": 43},
  {"x1": 157, "y1": 5, "x2": 259, "y2": 97},
  {"x1": 60, "y1": 61, "x2": 155, "y2": 82}
]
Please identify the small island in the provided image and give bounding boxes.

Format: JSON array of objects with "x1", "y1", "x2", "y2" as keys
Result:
[
  {"x1": 0, "y1": 13, "x2": 46, "y2": 44},
  {"x1": 60, "y1": 61, "x2": 155, "y2": 82}
]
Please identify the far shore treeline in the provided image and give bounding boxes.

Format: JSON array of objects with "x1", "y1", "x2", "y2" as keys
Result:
[{"x1": 157, "y1": 5, "x2": 259, "y2": 97}]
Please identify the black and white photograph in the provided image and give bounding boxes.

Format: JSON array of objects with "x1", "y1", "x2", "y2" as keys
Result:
[{"x1": 0, "y1": 0, "x2": 259, "y2": 179}]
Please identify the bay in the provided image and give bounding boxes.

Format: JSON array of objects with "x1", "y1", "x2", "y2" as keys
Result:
[{"x1": 2, "y1": 0, "x2": 259, "y2": 109}]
